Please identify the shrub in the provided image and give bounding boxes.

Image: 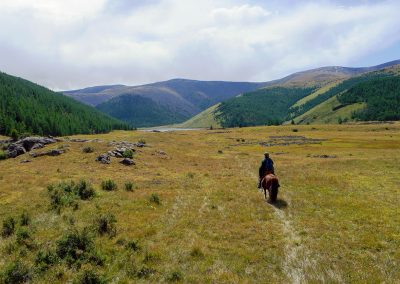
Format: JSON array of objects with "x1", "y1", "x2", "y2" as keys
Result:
[
  {"x1": 187, "y1": 172, "x2": 195, "y2": 179},
  {"x1": 122, "y1": 149, "x2": 134, "y2": 159},
  {"x1": 35, "y1": 249, "x2": 59, "y2": 271},
  {"x1": 138, "y1": 139, "x2": 146, "y2": 145},
  {"x1": 292, "y1": 129, "x2": 299, "y2": 132},
  {"x1": 166, "y1": 271, "x2": 183, "y2": 282},
  {"x1": 0, "y1": 150, "x2": 7, "y2": 160},
  {"x1": 190, "y1": 247, "x2": 204, "y2": 258},
  {"x1": 56, "y1": 229, "x2": 95, "y2": 266},
  {"x1": 1, "y1": 260, "x2": 31, "y2": 284},
  {"x1": 10, "y1": 129, "x2": 19, "y2": 141},
  {"x1": 125, "y1": 240, "x2": 140, "y2": 252},
  {"x1": 76, "y1": 180, "x2": 95, "y2": 200},
  {"x1": 75, "y1": 268, "x2": 106, "y2": 284},
  {"x1": 217, "y1": 150, "x2": 223, "y2": 154},
  {"x1": 95, "y1": 214, "x2": 117, "y2": 237},
  {"x1": 47, "y1": 180, "x2": 95, "y2": 211},
  {"x1": 19, "y1": 211, "x2": 30, "y2": 226},
  {"x1": 82, "y1": 146, "x2": 95, "y2": 153},
  {"x1": 101, "y1": 180, "x2": 117, "y2": 191},
  {"x1": 124, "y1": 182, "x2": 134, "y2": 192},
  {"x1": 16, "y1": 228, "x2": 33, "y2": 248},
  {"x1": 149, "y1": 194, "x2": 160, "y2": 205},
  {"x1": 136, "y1": 266, "x2": 155, "y2": 279},
  {"x1": 2, "y1": 217, "x2": 16, "y2": 238}
]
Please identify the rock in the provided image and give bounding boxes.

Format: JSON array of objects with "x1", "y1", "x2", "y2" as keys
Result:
[
  {"x1": 6, "y1": 144, "x2": 26, "y2": 158},
  {"x1": 120, "y1": 158, "x2": 135, "y2": 166},
  {"x1": 136, "y1": 142, "x2": 145, "y2": 148},
  {"x1": 31, "y1": 149, "x2": 65, "y2": 158},
  {"x1": 96, "y1": 153, "x2": 111, "y2": 164},
  {"x1": 20, "y1": 159, "x2": 31, "y2": 163},
  {"x1": 6, "y1": 136, "x2": 57, "y2": 158}
]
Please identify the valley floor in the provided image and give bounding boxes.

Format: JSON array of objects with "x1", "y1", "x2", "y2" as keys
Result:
[{"x1": 0, "y1": 123, "x2": 399, "y2": 283}]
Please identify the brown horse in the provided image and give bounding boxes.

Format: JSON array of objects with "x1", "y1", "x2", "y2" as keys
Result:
[{"x1": 261, "y1": 174, "x2": 280, "y2": 203}]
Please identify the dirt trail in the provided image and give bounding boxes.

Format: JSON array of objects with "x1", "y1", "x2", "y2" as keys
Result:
[{"x1": 235, "y1": 155, "x2": 310, "y2": 284}]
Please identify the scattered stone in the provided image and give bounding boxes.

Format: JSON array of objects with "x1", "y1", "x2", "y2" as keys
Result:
[
  {"x1": 156, "y1": 150, "x2": 167, "y2": 155},
  {"x1": 6, "y1": 136, "x2": 57, "y2": 158},
  {"x1": 96, "y1": 154, "x2": 111, "y2": 164},
  {"x1": 31, "y1": 149, "x2": 65, "y2": 158},
  {"x1": 20, "y1": 159, "x2": 31, "y2": 163},
  {"x1": 312, "y1": 154, "x2": 337, "y2": 159},
  {"x1": 120, "y1": 158, "x2": 135, "y2": 166},
  {"x1": 260, "y1": 136, "x2": 326, "y2": 147}
]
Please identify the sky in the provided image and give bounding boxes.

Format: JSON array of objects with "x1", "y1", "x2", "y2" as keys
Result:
[{"x1": 0, "y1": 0, "x2": 399, "y2": 90}]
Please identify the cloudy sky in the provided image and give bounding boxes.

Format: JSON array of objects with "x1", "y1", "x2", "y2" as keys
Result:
[{"x1": 0, "y1": 0, "x2": 399, "y2": 90}]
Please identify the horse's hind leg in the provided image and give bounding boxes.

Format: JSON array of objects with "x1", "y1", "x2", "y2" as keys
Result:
[{"x1": 263, "y1": 189, "x2": 267, "y2": 200}]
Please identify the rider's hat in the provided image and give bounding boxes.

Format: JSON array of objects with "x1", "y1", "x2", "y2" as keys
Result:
[{"x1": 264, "y1": 152, "x2": 269, "y2": 156}]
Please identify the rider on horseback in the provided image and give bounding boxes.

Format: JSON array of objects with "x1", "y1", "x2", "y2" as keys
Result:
[{"x1": 258, "y1": 152, "x2": 274, "y2": 188}]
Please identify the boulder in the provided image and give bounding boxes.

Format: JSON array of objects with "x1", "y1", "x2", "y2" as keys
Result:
[
  {"x1": 96, "y1": 153, "x2": 111, "y2": 164},
  {"x1": 120, "y1": 158, "x2": 135, "y2": 166},
  {"x1": 6, "y1": 136, "x2": 57, "y2": 158}
]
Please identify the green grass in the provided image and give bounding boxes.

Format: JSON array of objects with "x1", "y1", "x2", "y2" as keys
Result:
[
  {"x1": 291, "y1": 80, "x2": 342, "y2": 108},
  {"x1": 0, "y1": 124, "x2": 399, "y2": 282},
  {"x1": 292, "y1": 96, "x2": 366, "y2": 124},
  {"x1": 178, "y1": 103, "x2": 222, "y2": 128}
]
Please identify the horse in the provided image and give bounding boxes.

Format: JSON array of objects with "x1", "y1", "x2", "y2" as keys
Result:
[{"x1": 261, "y1": 173, "x2": 280, "y2": 203}]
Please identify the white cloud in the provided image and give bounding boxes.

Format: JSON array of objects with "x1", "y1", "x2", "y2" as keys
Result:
[{"x1": 0, "y1": 0, "x2": 399, "y2": 90}]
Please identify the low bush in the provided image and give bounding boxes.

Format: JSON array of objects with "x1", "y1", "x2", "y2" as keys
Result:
[
  {"x1": 136, "y1": 266, "x2": 155, "y2": 279},
  {"x1": 122, "y1": 149, "x2": 134, "y2": 159},
  {"x1": 95, "y1": 214, "x2": 117, "y2": 238},
  {"x1": 75, "y1": 268, "x2": 106, "y2": 284},
  {"x1": 190, "y1": 247, "x2": 204, "y2": 258},
  {"x1": 149, "y1": 194, "x2": 160, "y2": 205},
  {"x1": 138, "y1": 139, "x2": 146, "y2": 145},
  {"x1": 75, "y1": 180, "x2": 96, "y2": 200},
  {"x1": 101, "y1": 179, "x2": 117, "y2": 191},
  {"x1": 166, "y1": 271, "x2": 183, "y2": 282},
  {"x1": 125, "y1": 240, "x2": 140, "y2": 252},
  {"x1": 82, "y1": 146, "x2": 95, "y2": 153},
  {"x1": 1, "y1": 260, "x2": 31, "y2": 284},
  {"x1": 19, "y1": 211, "x2": 30, "y2": 226},
  {"x1": 0, "y1": 150, "x2": 7, "y2": 160},
  {"x1": 47, "y1": 180, "x2": 95, "y2": 211},
  {"x1": 2, "y1": 217, "x2": 16, "y2": 238},
  {"x1": 124, "y1": 182, "x2": 134, "y2": 192},
  {"x1": 16, "y1": 228, "x2": 32, "y2": 245},
  {"x1": 35, "y1": 249, "x2": 59, "y2": 271},
  {"x1": 292, "y1": 129, "x2": 299, "y2": 132},
  {"x1": 56, "y1": 229, "x2": 98, "y2": 266}
]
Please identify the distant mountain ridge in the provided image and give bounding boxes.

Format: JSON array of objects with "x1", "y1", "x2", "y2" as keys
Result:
[{"x1": 64, "y1": 59, "x2": 400, "y2": 127}]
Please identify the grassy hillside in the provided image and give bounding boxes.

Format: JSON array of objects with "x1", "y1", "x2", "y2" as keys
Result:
[
  {"x1": 0, "y1": 124, "x2": 399, "y2": 282},
  {"x1": 292, "y1": 96, "x2": 366, "y2": 124},
  {"x1": 0, "y1": 72, "x2": 128, "y2": 136},
  {"x1": 338, "y1": 76, "x2": 400, "y2": 121},
  {"x1": 96, "y1": 95, "x2": 188, "y2": 128},
  {"x1": 178, "y1": 104, "x2": 222, "y2": 128},
  {"x1": 215, "y1": 87, "x2": 316, "y2": 127},
  {"x1": 291, "y1": 80, "x2": 342, "y2": 108}
]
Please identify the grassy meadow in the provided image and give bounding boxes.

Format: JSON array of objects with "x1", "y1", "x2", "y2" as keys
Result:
[{"x1": 0, "y1": 123, "x2": 399, "y2": 283}]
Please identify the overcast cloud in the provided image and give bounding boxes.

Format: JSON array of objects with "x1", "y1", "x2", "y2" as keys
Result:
[{"x1": 0, "y1": 0, "x2": 399, "y2": 90}]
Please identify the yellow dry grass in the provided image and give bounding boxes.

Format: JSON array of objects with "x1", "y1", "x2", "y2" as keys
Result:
[{"x1": 0, "y1": 123, "x2": 399, "y2": 282}]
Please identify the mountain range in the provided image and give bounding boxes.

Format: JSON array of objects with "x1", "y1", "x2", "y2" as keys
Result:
[{"x1": 63, "y1": 60, "x2": 400, "y2": 128}]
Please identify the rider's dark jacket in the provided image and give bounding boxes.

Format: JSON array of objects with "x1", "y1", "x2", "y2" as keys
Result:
[{"x1": 259, "y1": 157, "x2": 274, "y2": 176}]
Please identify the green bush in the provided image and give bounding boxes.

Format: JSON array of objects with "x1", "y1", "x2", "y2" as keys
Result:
[
  {"x1": 47, "y1": 180, "x2": 95, "y2": 211},
  {"x1": 75, "y1": 268, "x2": 106, "y2": 284},
  {"x1": 124, "y1": 182, "x2": 134, "y2": 192},
  {"x1": 95, "y1": 214, "x2": 117, "y2": 237},
  {"x1": 10, "y1": 129, "x2": 19, "y2": 141},
  {"x1": 0, "y1": 150, "x2": 7, "y2": 160},
  {"x1": 2, "y1": 217, "x2": 16, "y2": 238},
  {"x1": 149, "y1": 194, "x2": 160, "y2": 205},
  {"x1": 82, "y1": 146, "x2": 95, "y2": 153},
  {"x1": 56, "y1": 229, "x2": 101, "y2": 266},
  {"x1": 101, "y1": 180, "x2": 117, "y2": 191},
  {"x1": 1, "y1": 260, "x2": 31, "y2": 284},
  {"x1": 125, "y1": 240, "x2": 140, "y2": 252},
  {"x1": 35, "y1": 249, "x2": 59, "y2": 271},
  {"x1": 19, "y1": 211, "x2": 30, "y2": 226},
  {"x1": 75, "y1": 180, "x2": 96, "y2": 200},
  {"x1": 16, "y1": 228, "x2": 33, "y2": 248},
  {"x1": 122, "y1": 149, "x2": 134, "y2": 159},
  {"x1": 166, "y1": 271, "x2": 183, "y2": 282}
]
